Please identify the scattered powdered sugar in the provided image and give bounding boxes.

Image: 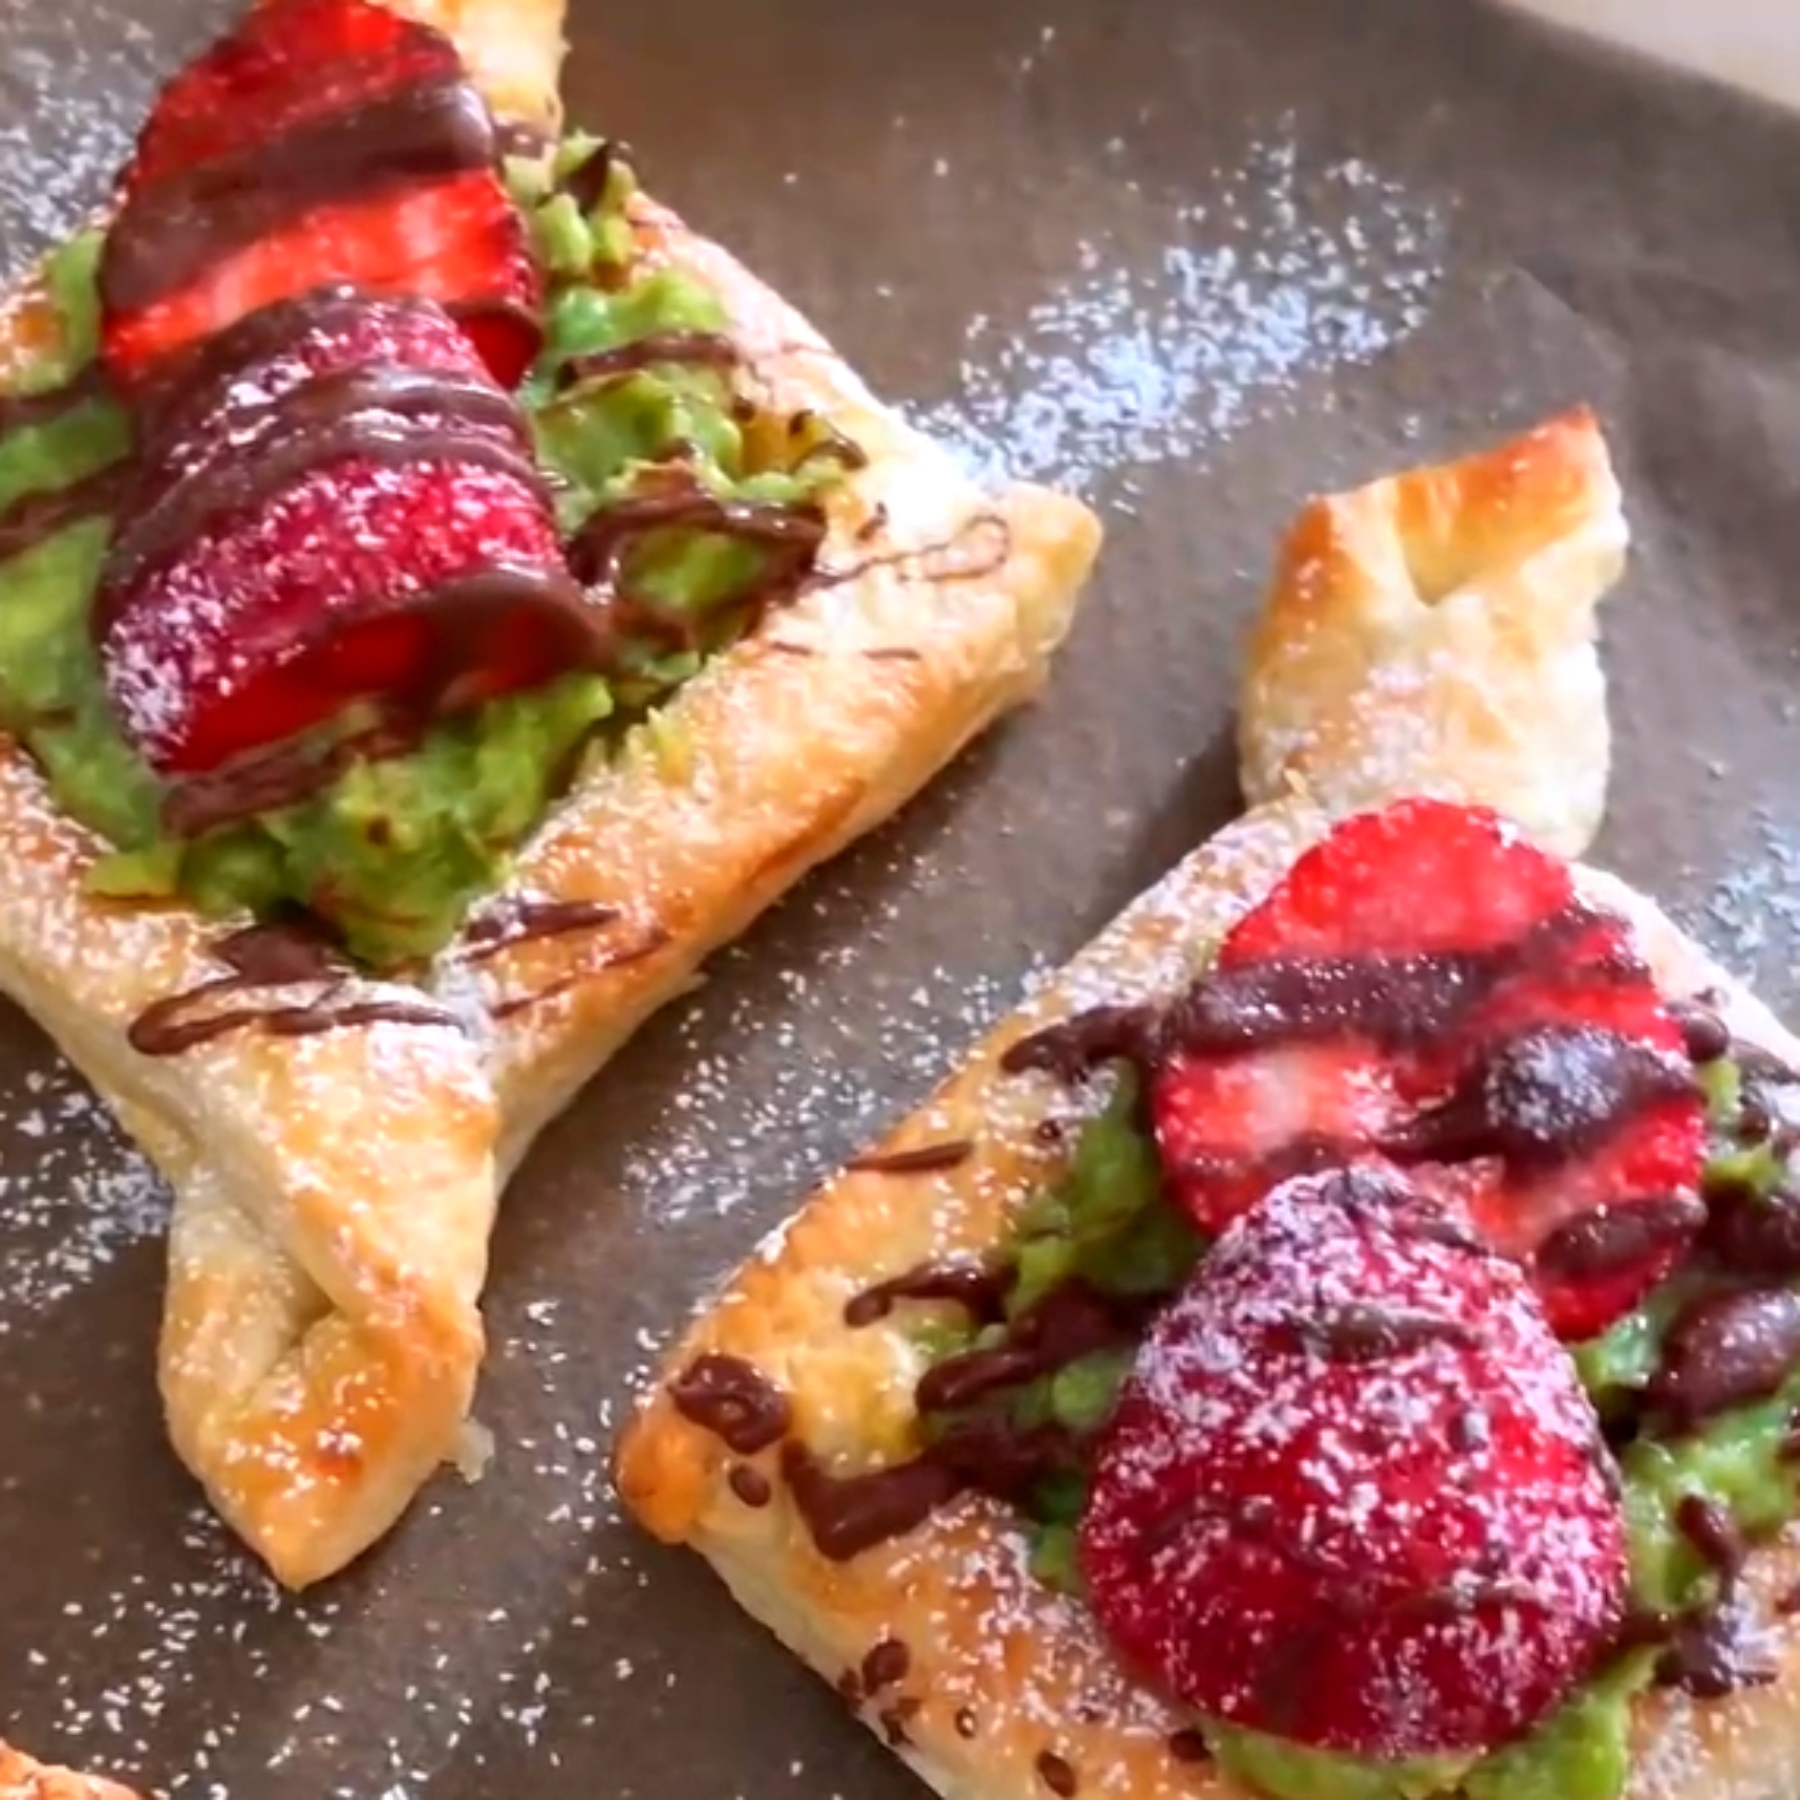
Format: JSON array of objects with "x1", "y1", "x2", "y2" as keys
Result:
[
  {"x1": 0, "y1": 0, "x2": 216, "y2": 266},
  {"x1": 19, "y1": 1502, "x2": 290, "y2": 1786},
  {"x1": 1681, "y1": 804, "x2": 1800, "y2": 994},
  {"x1": 0, "y1": 1057, "x2": 169, "y2": 1329},
  {"x1": 906, "y1": 134, "x2": 1444, "y2": 502},
  {"x1": 621, "y1": 921, "x2": 1055, "y2": 1228}
]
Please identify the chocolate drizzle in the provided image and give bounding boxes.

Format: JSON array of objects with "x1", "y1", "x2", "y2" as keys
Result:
[
  {"x1": 100, "y1": 79, "x2": 499, "y2": 314},
  {"x1": 103, "y1": 362, "x2": 550, "y2": 597},
  {"x1": 0, "y1": 460, "x2": 132, "y2": 564},
  {"x1": 845, "y1": 1139, "x2": 976, "y2": 1177},
  {"x1": 1296, "y1": 1302, "x2": 1475, "y2": 1363},
  {"x1": 127, "y1": 921, "x2": 455, "y2": 1057},
  {"x1": 0, "y1": 363, "x2": 113, "y2": 440},
  {"x1": 486, "y1": 921, "x2": 672, "y2": 1021},
  {"x1": 1536, "y1": 1194, "x2": 1709, "y2": 1283},
  {"x1": 668, "y1": 1354, "x2": 791, "y2": 1455},
  {"x1": 153, "y1": 563, "x2": 606, "y2": 837},
  {"x1": 557, "y1": 331, "x2": 741, "y2": 391},
  {"x1": 805, "y1": 512, "x2": 1013, "y2": 594},
  {"x1": 843, "y1": 1260, "x2": 1007, "y2": 1329},
  {"x1": 1638, "y1": 1499, "x2": 1778, "y2": 1699},
  {"x1": 462, "y1": 897, "x2": 624, "y2": 964},
  {"x1": 1001, "y1": 1004, "x2": 1163, "y2": 1084},
  {"x1": 1649, "y1": 1287, "x2": 1800, "y2": 1432},
  {"x1": 1377, "y1": 1025, "x2": 1697, "y2": 1171},
  {"x1": 914, "y1": 1283, "x2": 1137, "y2": 1417},
  {"x1": 568, "y1": 478, "x2": 828, "y2": 648},
  {"x1": 780, "y1": 1444, "x2": 964, "y2": 1564},
  {"x1": 1006, "y1": 904, "x2": 1647, "y2": 1088}
]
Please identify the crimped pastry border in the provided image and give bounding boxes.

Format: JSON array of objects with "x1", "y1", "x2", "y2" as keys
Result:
[{"x1": 0, "y1": 0, "x2": 1102, "y2": 1597}]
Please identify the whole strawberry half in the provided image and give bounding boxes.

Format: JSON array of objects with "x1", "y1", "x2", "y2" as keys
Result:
[
  {"x1": 1151, "y1": 799, "x2": 1705, "y2": 1339},
  {"x1": 1079, "y1": 1165, "x2": 1628, "y2": 1763},
  {"x1": 95, "y1": 289, "x2": 603, "y2": 803},
  {"x1": 99, "y1": 0, "x2": 540, "y2": 392}
]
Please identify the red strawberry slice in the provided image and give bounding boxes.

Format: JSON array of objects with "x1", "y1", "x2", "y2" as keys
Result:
[
  {"x1": 1079, "y1": 1165, "x2": 1628, "y2": 1762},
  {"x1": 1151, "y1": 800, "x2": 1705, "y2": 1338},
  {"x1": 94, "y1": 289, "x2": 603, "y2": 808},
  {"x1": 99, "y1": 0, "x2": 539, "y2": 392}
]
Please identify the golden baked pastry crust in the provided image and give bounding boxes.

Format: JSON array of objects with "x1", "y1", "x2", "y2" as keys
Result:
[
  {"x1": 0, "y1": 0, "x2": 1102, "y2": 1605},
  {"x1": 1238, "y1": 406, "x2": 1627, "y2": 860},
  {"x1": 615, "y1": 410, "x2": 1800, "y2": 1800},
  {"x1": 0, "y1": 1742, "x2": 136, "y2": 1800}
]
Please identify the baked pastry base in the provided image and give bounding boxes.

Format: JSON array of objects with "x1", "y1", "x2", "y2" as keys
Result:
[
  {"x1": 0, "y1": 0, "x2": 1099, "y2": 1599},
  {"x1": 615, "y1": 410, "x2": 1800, "y2": 1800}
]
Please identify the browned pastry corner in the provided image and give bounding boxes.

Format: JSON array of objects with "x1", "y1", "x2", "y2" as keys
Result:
[
  {"x1": 1238, "y1": 404, "x2": 1626, "y2": 859},
  {"x1": 616, "y1": 410, "x2": 1800, "y2": 1800},
  {"x1": 0, "y1": 1742, "x2": 139, "y2": 1800}
]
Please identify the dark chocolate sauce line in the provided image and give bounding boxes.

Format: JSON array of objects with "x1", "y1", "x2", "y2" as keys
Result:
[
  {"x1": 1297, "y1": 1302, "x2": 1476, "y2": 1363},
  {"x1": 461, "y1": 898, "x2": 624, "y2": 964},
  {"x1": 1650, "y1": 1286, "x2": 1800, "y2": 1433},
  {"x1": 556, "y1": 330, "x2": 741, "y2": 392},
  {"x1": 1379, "y1": 1026, "x2": 1696, "y2": 1172},
  {"x1": 158, "y1": 714, "x2": 427, "y2": 839},
  {"x1": 914, "y1": 1283, "x2": 1131, "y2": 1416},
  {"x1": 487, "y1": 924, "x2": 673, "y2": 1021},
  {"x1": 561, "y1": 138, "x2": 633, "y2": 216},
  {"x1": 0, "y1": 459, "x2": 130, "y2": 564},
  {"x1": 101, "y1": 78, "x2": 499, "y2": 314},
  {"x1": 1537, "y1": 1194, "x2": 1708, "y2": 1282},
  {"x1": 106, "y1": 364, "x2": 543, "y2": 593},
  {"x1": 128, "y1": 922, "x2": 455, "y2": 1058},
  {"x1": 846, "y1": 1140, "x2": 975, "y2": 1177},
  {"x1": 804, "y1": 513, "x2": 1012, "y2": 595},
  {"x1": 780, "y1": 1443, "x2": 963, "y2": 1563},
  {"x1": 569, "y1": 481, "x2": 828, "y2": 650},
  {"x1": 843, "y1": 1260, "x2": 1007, "y2": 1329},
  {"x1": 135, "y1": 286, "x2": 451, "y2": 446},
  {"x1": 0, "y1": 362, "x2": 113, "y2": 438},
  {"x1": 154, "y1": 563, "x2": 607, "y2": 838}
]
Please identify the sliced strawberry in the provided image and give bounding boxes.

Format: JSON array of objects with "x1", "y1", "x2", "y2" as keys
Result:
[
  {"x1": 1079, "y1": 1165, "x2": 1628, "y2": 1762},
  {"x1": 99, "y1": 0, "x2": 539, "y2": 391},
  {"x1": 94, "y1": 290, "x2": 603, "y2": 806},
  {"x1": 1151, "y1": 800, "x2": 1705, "y2": 1338}
]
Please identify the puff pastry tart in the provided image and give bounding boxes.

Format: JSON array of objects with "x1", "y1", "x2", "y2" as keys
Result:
[
  {"x1": 0, "y1": 0, "x2": 1101, "y2": 1597},
  {"x1": 619, "y1": 408, "x2": 1800, "y2": 1800}
]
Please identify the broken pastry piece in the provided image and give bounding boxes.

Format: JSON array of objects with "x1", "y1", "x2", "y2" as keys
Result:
[
  {"x1": 0, "y1": 0, "x2": 1100, "y2": 1594},
  {"x1": 619, "y1": 409, "x2": 1800, "y2": 1800}
]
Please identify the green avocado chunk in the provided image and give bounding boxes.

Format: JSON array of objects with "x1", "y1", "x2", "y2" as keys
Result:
[{"x1": 0, "y1": 141, "x2": 854, "y2": 969}]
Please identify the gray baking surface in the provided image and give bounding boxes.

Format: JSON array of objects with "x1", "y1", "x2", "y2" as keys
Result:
[{"x1": 3, "y1": 0, "x2": 1800, "y2": 1794}]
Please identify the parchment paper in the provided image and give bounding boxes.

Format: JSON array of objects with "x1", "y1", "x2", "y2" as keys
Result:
[{"x1": 4, "y1": 1, "x2": 1800, "y2": 1794}]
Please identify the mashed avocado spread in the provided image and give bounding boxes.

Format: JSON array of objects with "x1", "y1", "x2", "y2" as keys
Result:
[
  {"x1": 0, "y1": 138, "x2": 851, "y2": 968},
  {"x1": 901, "y1": 1054, "x2": 1800, "y2": 1800}
]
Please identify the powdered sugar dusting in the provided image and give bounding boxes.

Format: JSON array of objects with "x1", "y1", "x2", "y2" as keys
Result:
[
  {"x1": 907, "y1": 135, "x2": 1443, "y2": 503},
  {"x1": 623, "y1": 931, "x2": 1052, "y2": 1227},
  {"x1": 0, "y1": 0, "x2": 222, "y2": 267},
  {"x1": 0, "y1": 1055, "x2": 168, "y2": 1327}
]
